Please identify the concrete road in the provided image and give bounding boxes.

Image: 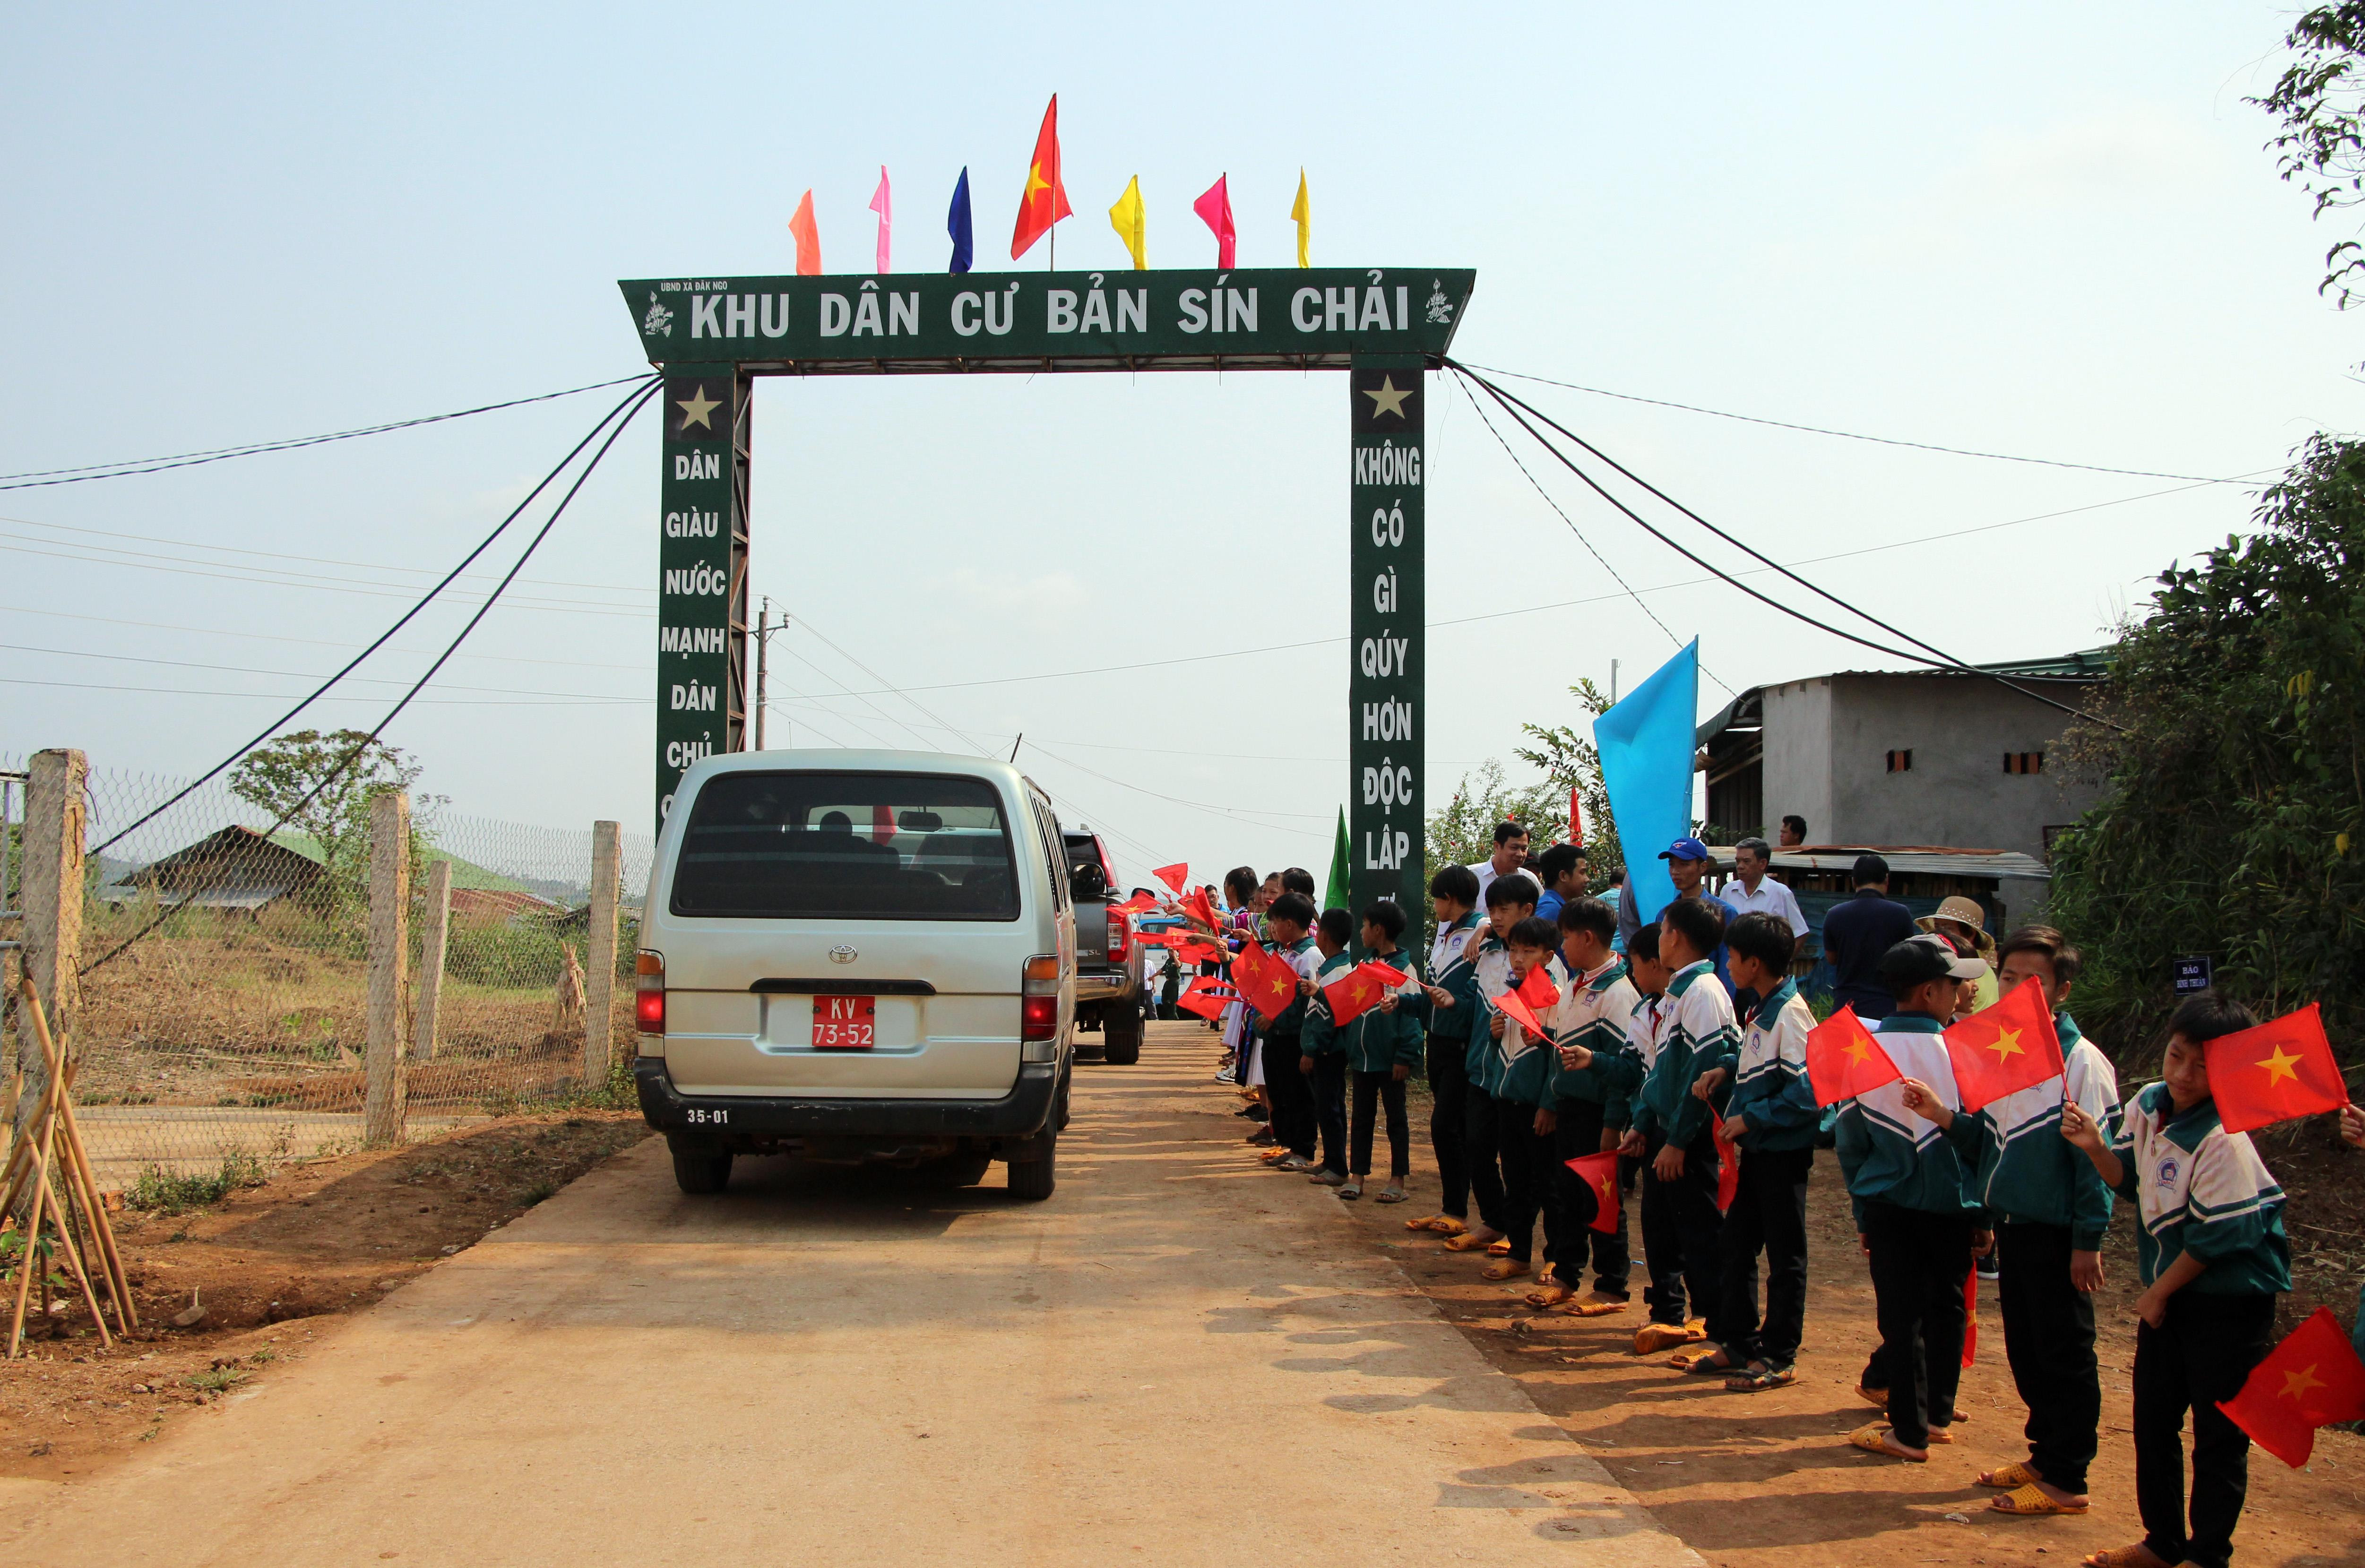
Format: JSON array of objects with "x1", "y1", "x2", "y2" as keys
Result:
[{"x1": 3, "y1": 1024, "x2": 1695, "y2": 1568}]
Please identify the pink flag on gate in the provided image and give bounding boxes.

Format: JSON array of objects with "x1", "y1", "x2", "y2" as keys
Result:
[
  {"x1": 1193, "y1": 175, "x2": 1236, "y2": 269},
  {"x1": 869, "y1": 166, "x2": 892, "y2": 273}
]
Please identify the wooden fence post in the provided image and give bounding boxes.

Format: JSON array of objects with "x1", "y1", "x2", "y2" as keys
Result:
[
  {"x1": 363, "y1": 791, "x2": 410, "y2": 1146},
  {"x1": 17, "y1": 750, "x2": 86, "y2": 1153},
  {"x1": 413, "y1": 858, "x2": 451, "y2": 1063},
  {"x1": 584, "y1": 820, "x2": 621, "y2": 1088}
]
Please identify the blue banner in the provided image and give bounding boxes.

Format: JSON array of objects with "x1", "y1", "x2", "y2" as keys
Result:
[{"x1": 1594, "y1": 640, "x2": 1700, "y2": 928}]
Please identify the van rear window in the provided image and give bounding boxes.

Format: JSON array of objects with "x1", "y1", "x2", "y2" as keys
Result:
[{"x1": 670, "y1": 771, "x2": 1021, "y2": 921}]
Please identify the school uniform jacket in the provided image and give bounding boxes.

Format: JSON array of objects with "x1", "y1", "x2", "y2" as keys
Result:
[
  {"x1": 1451, "y1": 933, "x2": 1510, "y2": 1090},
  {"x1": 1304, "y1": 952, "x2": 1425, "y2": 1073},
  {"x1": 1484, "y1": 955, "x2": 1571, "y2": 1108},
  {"x1": 1404, "y1": 913, "x2": 1483, "y2": 1045},
  {"x1": 1264, "y1": 935, "x2": 1322, "y2": 1040},
  {"x1": 1940, "y1": 1010, "x2": 2119, "y2": 1249},
  {"x1": 1297, "y1": 950, "x2": 1357, "y2": 1060},
  {"x1": 2106, "y1": 1082, "x2": 2290, "y2": 1295},
  {"x1": 1721, "y1": 977, "x2": 1821, "y2": 1154},
  {"x1": 1628, "y1": 960, "x2": 1737, "y2": 1150},
  {"x1": 1621, "y1": 990, "x2": 1667, "y2": 1129},
  {"x1": 1544, "y1": 958, "x2": 1642, "y2": 1126},
  {"x1": 1832, "y1": 1011, "x2": 1984, "y2": 1229}
]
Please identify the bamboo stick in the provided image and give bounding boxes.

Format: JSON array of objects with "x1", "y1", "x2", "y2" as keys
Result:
[
  {"x1": 36, "y1": 1161, "x2": 109, "y2": 1351},
  {"x1": 17, "y1": 984, "x2": 132, "y2": 1332},
  {"x1": 8, "y1": 1113, "x2": 57, "y2": 1357}
]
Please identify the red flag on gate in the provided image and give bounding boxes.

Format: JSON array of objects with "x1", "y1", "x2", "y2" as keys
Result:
[
  {"x1": 1516, "y1": 965, "x2": 1560, "y2": 1014},
  {"x1": 1804, "y1": 1006, "x2": 1901, "y2": 1106},
  {"x1": 1152, "y1": 863, "x2": 1190, "y2": 895},
  {"x1": 1233, "y1": 941, "x2": 1300, "y2": 1025},
  {"x1": 1563, "y1": 1150, "x2": 1621, "y2": 1234},
  {"x1": 2205, "y1": 1004, "x2": 2352, "y2": 1134},
  {"x1": 2218, "y1": 1307, "x2": 2365, "y2": 1467},
  {"x1": 1942, "y1": 980, "x2": 2065, "y2": 1114},
  {"x1": 1321, "y1": 965, "x2": 1389, "y2": 1028},
  {"x1": 1010, "y1": 95, "x2": 1072, "y2": 260},
  {"x1": 1491, "y1": 989, "x2": 1547, "y2": 1039}
]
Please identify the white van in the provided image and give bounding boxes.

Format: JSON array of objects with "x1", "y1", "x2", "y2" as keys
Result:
[{"x1": 633, "y1": 750, "x2": 1077, "y2": 1199}]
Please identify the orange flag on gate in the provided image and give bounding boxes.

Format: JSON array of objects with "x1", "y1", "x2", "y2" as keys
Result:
[
  {"x1": 1233, "y1": 940, "x2": 1299, "y2": 1024},
  {"x1": 2204, "y1": 1004, "x2": 2352, "y2": 1134},
  {"x1": 1804, "y1": 1005, "x2": 1900, "y2": 1106},
  {"x1": 1563, "y1": 1151, "x2": 1621, "y2": 1234},
  {"x1": 2218, "y1": 1307, "x2": 2365, "y2": 1467},
  {"x1": 1942, "y1": 980, "x2": 2065, "y2": 1113},
  {"x1": 1010, "y1": 95, "x2": 1072, "y2": 260},
  {"x1": 1321, "y1": 964, "x2": 1390, "y2": 1028}
]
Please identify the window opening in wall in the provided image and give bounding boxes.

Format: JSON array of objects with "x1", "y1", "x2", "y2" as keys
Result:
[
  {"x1": 2003, "y1": 752, "x2": 2045, "y2": 775},
  {"x1": 1885, "y1": 749, "x2": 1913, "y2": 773}
]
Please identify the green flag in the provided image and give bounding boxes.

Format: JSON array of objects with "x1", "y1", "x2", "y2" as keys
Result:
[{"x1": 1325, "y1": 805, "x2": 1351, "y2": 911}]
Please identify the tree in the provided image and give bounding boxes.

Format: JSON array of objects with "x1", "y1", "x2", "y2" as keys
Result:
[
  {"x1": 1513, "y1": 677, "x2": 1624, "y2": 884},
  {"x1": 2047, "y1": 436, "x2": 2365, "y2": 1056},
  {"x1": 227, "y1": 730, "x2": 428, "y2": 905},
  {"x1": 2255, "y1": 4, "x2": 2365, "y2": 307}
]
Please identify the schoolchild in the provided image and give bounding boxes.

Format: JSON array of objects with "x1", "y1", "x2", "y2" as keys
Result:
[
  {"x1": 2061, "y1": 993, "x2": 2289, "y2": 1568},
  {"x1": 1255, "y1": 893, "x2": 1323, "y2": 1172},
  {"x1": 1295, "y1": 906, "x2": 1356, "y2": 1184},
  {"x1": 1469, "y1": 913, "x2": 1568, "y2": 1282},
  {"x1": 1403, "y1": 865, "x2": 1484, "y2": 1237},
  {"x1": 1696, "y1": 911, "x2": 1820, "y2": 1389},
  {"x1": 1341, "y1": 899, "x2": 1424, "y2": 1202},
  {"x1": 1895, "y1": 926, "x2": 2117, "y2": 1516},
  {"x1": 1625, "y1": 895, "x2": 1736, "y2": 1357},
  {"x1": 1527, "y1": 895, "x2": 1640, "y2": 1316},
  {"x1": 1836, "y1": 934, "x2": 1991, "y2": 1462},
  {"x1": 1427, "y1": 874, "x2": 1537, "y2": 1258}
]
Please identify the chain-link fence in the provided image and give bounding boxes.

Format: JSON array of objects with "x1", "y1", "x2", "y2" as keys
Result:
[{"x1": 3, "y1": 754, "x2": 652, "y2": 1191}]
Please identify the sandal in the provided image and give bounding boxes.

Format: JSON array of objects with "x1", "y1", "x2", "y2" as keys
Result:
[
  {"x1": 1669, "y1": 1347, "x2": 1731, "y2": 1373},
  {"x1": 1847, "y1": 1423, "x2": 1927, "y2": 1464},
  {"x1": 1557, "y1": 1293, "x2": 1631, "y2": 1318},
  {"x1": 1524, "y1": 1283, "x2": 1577, "y2": 1309},
  {"x1": 1441, "y1": 1229, "x2": 1502, "y2": 1253},
  {"x1": 1978, "y1": 1461, "x2": 2039, "y2": 1489},
  {"x1": 1485, "y1": 1239, "x2": 1512, "y2": 1257},
  {"x1": 1405, "y1": 1214, "x2": 1463, "y2": 1234},
  {"x1": 1853, "y1": 1384, "x2": 1887, "y2": 1407},
  {"x1": 1374, "y1": 1184, "x2": 1408, "y2": 1204},
  {"x1": 1724, "y1": 1363, "x2": 1796, "y2": 1392},
  {"x1": 1991, "y1": 1484, "x2": 2088, "y2": 1517},
  {"x1": 1338, "y1": 1180, "x2": 1363, "y2": 1200},
  {"x1": 2079, "y1": 1547, "x2": 2170, "y2": 1568},
  {"x1": 1480, "y1": 1258, "x2": 1530, "y2": 1281}
]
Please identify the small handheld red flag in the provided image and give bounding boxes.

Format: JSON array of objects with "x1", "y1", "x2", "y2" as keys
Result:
[
  {"x1": 1363, "y1": 960, "x2": 1409, "y2": 988},
  {"x1": 1962, "y1": 1267, "x2": 1978, "y2": 1367},
  {"x1": 1516, "y1": 965, "x2": 1560, "y2": 1014},
  {"x1": 1321, "y1": 965, "x2": 1388, "y2": 1028},
  {"x1": 1152, "y1": 863, "x2": 1190, "y2": 895},
  {"x1": 2218, "y1": 1307, "x2": 2365, "y2": 1467},
  {"x1": 1804, "y1": 1006, "x2": 1901, "y2": 1106},
  {"x1": 2205, "y1": 1004, "x2": 2351, "y2": 1134},
  {"x1": 1178, "y1": 886, "x2": 1219, "y2": 930},
  {"x1": 1942, "y1": 980, "x2": 2065, "y2": 1114},
  {"x1": 1713, "y1": 1123, "x2": 1739, "y2": 1213},
  {"x1": 1563, "y1": 1151, "x2": 1621, "y2": 1234},
  {"x1": 1111, "y1": 892, "x2": 1158, "y2": 915},
  {"x1": 1233, "y1": 941, "x2": 1299, "y2": 1025},
  {"x1": 1174, "y1": 935, "x2": 1229, "y2": 966},
  {"x1": 1175, "y1": 978, "x2": 1237, "y2": 1021},
  {"x1": 1009, "y1": 95, "x2": 1071, "y2": 260},
  {"x1": 1569, "y1": 787, "x2": 1583, "y2": 846},
  {"x1": 1491, "y1": 989, "x2": 1547, "y2": 1039}
]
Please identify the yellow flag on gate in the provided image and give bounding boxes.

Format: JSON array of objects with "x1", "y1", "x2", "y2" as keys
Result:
[
  {"x1": 1109, "y1": 175, "x2": 1147, "y2": 270},
  {"x1": 1290, "y1": 169, "x2": 1311, "y2": 267}
]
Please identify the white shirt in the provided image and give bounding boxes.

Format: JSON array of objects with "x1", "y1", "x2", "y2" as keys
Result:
[
  {"x1": 1718, "y1": 872, "x2": 1809, "y2": 938},
  {"x1": 1465, "y1": 860, "x2": 1541, "y2": 903}
]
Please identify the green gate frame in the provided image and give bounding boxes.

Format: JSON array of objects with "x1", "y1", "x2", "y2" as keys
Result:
[{"x1": 621, "y1": 266, "x2": 1475, "y2": 922}]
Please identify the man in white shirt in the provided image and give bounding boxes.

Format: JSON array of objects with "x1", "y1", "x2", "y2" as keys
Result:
[
  {"x1": 1719, "y1": 836, "x2": 1808, "y2": 939},
  {"x1": 1465, "y1": 821, "x2": 1540, "y2": 904}
]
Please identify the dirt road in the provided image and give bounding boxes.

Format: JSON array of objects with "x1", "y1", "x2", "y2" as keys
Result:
[{"x1": 0, "y1": 1025, "x2": 1695, "y2": 1567}]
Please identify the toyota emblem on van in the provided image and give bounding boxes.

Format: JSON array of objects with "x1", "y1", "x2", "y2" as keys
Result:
[{"x1": 828, "y1": 945, "x2": 858, "y2": 965}]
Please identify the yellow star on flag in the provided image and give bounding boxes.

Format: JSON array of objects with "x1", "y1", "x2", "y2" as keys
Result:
[
  {"x1": 2280, "y1": 1363, "x2": 2327, "y2": 1401},
  {"x1": 674, "y1": 386, "x2": 721, "y2": 431},
  {"x1": 1595, "y1": 1176, "x2": 1614, "y2": 1203},
  {"x1": 1843, "y1": 1038, "x2": 1873, "y2": 1066},
  {"x1": 2256, "y1": 1044, "x2": 2304, "y2": 1086},
  {"x1": 1363, "y1": 376, "x2": 1413, "y2": 419},
  {"x1": 1985, "y1": 1025, "x2": 2024, "y2": 1061},
  {"x1": 1026, "y1": 160, "x2": 1050, "y2": 198}
]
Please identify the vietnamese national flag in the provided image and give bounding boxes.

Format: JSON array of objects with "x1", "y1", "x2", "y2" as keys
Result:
[
  {"x1": 1804, "y1": 1005, "x2": 1901, "y2": 1106},
  {"x1": 1111, "y1": 892, "x2": 1158, "y2": 915},
  {"x1": 1178, "y1": 886, "x2": 1219, "y2": 930},
  {"x1": 1153, "y1": 863, "x2": 1190, "y2": 895},
  {"x1": 2205, "y1": 1004, "x2": 2351, "y2": 1134},
  {"x1": 1176, "y1": 979, "x2": 1238, "y2": 1021},
  {"x1": 1175, "y1": 936, "x2": 1230, "y2": 966},
  {"x1": 2217, "y1": 1307, "x2": 2365, "y2": 1467},
  {"x1": 1321, "y1": 965, "x2": 1389, "y2": 1028},
  {"x1": 1713, "y1": 1123, "x2": 1739, "y2": 1213},
  {"x1": 1962, "y1": 1268, "x2": 1979, "y2": 1367},
  {"x1": 1563, "y1": 1151, "x2": 1622, "y2": 1234},
  {"x1": 1491, "y1": 989, "x2": 1547, "y2": 1040},
  {"x1": 1363, "y1": 960, "x2": 1409, "y2": 988},
  {"x1": 1516, "y1": 965, "x2": 1560, "y2": 1015},
  {"x1": 1942, "y1": 979, "x2": 2065, "y2": 1114},
  {"x1": 1010, "y1": 95, "x2": 1072, "y2": 260},
  {"x1": 1233, "y1": 940, "x2": 1299, "y2": 1025}
]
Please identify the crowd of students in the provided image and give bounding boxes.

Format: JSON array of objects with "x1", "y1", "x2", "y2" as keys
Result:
[{"x1": 1175, "y1": 836, "x2": 2359, "y2": 1568}]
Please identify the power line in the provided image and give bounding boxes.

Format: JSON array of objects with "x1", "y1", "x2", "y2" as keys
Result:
[
  {"x1": 87, "y1": 376, "x2": 659, "y2": 857},
  {"x1": 1459, "y1": 361, "x2": 2257, "y2": 486},
  {"x1": 0, "y1": 373, "x2": 653, "y2": 490}
]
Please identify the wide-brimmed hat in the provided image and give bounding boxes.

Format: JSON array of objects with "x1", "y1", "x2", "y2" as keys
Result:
[
  {"x1": 1916, "y1": 896, "x2": 1995, "y2": 956},
  {"x1": 1880, "y1": 933, "x2": 1989, "y2": 988}
]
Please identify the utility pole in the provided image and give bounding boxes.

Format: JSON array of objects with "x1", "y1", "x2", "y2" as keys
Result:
[{"x1": 753, "y1": 597, "x2": 787, "y2": 750}]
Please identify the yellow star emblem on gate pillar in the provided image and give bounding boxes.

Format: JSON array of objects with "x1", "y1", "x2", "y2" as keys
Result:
[
  {"x1": 675, "y1": 386, "x2": 721, "y2": 431},
  {"x1": 1362, "y1": 376, "x2": 1413, "y2": 420}
]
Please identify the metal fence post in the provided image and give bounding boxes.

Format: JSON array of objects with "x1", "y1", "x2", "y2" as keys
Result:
[
  {"x1": 413, "y1": 857, "x2": 451, "y2": 1063},
  {"x1": 584, "y1": 820, "x2": 621, "y2": 1088},
  {"x1": 17, "y1": 750, "x2": 86, "y2": 1153},
  {"x1": 364, "y1": 791, "x2": 410, "y2": 1146}
]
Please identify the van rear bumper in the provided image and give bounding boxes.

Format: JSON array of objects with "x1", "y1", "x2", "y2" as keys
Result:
[{"x1": 635, "y1": 1058, "x2": 1059, "y2": 1141}]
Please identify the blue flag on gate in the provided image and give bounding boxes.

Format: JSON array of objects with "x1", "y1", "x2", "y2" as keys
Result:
[
  {"x1": 1594, "y1": 640, "x2": 1700, "y2": 929},
  {"x1": 947, "y1": 167, "x2": 975, "y2": 274}
]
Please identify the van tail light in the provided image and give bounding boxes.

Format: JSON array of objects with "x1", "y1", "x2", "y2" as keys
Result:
[
  {"x1": 635, "y1": 949, "x2": 665, "y2": 1035},
  {"x1": 1106, "y1": 907, "x2": 1131, "y2": 963},
  {"x1": 1021, "y1": 954, "x2": 1060, "y2": 1046}
]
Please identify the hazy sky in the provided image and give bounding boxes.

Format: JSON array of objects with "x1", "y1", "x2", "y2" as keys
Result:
[{"x1": 4, "y1": 4, "x2": 2357, "y2": 884}]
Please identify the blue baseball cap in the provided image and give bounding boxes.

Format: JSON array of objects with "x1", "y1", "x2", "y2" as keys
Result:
[{"x1": 1658, "y1": 836, "x2": 1712, "y2": 863}]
